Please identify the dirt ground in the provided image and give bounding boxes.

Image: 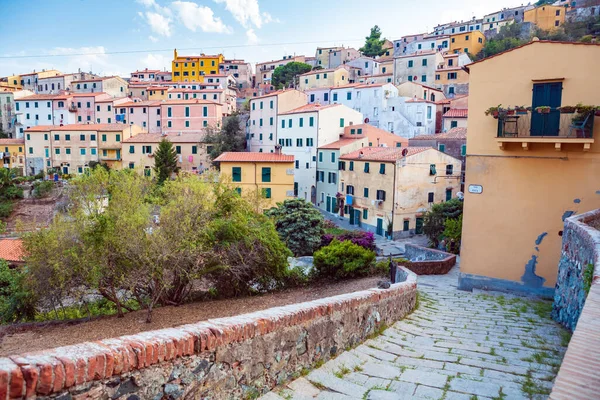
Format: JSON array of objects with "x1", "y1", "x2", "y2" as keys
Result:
[
  {"x1": 0, "y1": 277, "x2": 382, "y2": 356},
  {"x1": 4, "y1": 196, "x2": 59, "y2": 234}
]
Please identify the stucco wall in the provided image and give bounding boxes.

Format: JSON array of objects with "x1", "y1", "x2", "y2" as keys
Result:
[{"x1": 0, "y1": 271, "x2": 416, "y2": 399}]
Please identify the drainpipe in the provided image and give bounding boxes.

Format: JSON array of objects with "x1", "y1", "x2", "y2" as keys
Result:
[
  {"x1": 254, "y1": 162, "x2": 259, "y2": 212},
  {"x1": 391, "y1": 160, "x2": 398, "y2": 240}
]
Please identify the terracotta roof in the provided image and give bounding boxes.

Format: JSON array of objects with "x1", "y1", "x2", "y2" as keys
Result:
[
  {"x1": 161, "y1": 99, "x2": 221, "y2": 106},
  {"x1": 71, "y1": 76, "x2": 123, "y2": 83},
  {"x1": 340, "y1": 146, "x2": 430, "y2": 161},
  {"x1": 395, "y1": 50, "x2": 437, "y2": 59},
  {"x1": 398, "y1": 81, "x2": 444, "y2": 92},
  {"x1": 118, "y1": 101, "x2": 161, "y2": 107},
  {"x1": 24, "y1": 126, "x2": 54, "y2": 132},
  {"x1": 279, "y1": 103, "x2": 341, "y2": 115},
  {"x1": 0, "y1": 138, "x2": 25, "y2": 145},
  {"x1": 131, "y1": 69, "x2": 161, "y2": 74},
  {"x1": 123, "y1": 133, "x2": 205, "y2": 144},
  {"x1": 443, "y1": 108, "x2": 468, "y2": 118},
  {"x1": 25, "y1": 124, "x2": 137, "y2": 132},
  {"x1": 318, "y1": 138, "x2": 364, "y2": 150},
  {"x1": 17, "y1": 94, "x2": 70, "y2": 101},
  {"x1": 410, "y1": 127, "x2": 467, "y2": 140},
  {"x1": 95, "y1": 97, "x2": 129, "y2": 103},
  {"x1": 299, "y1": 67, "x2": 347, "y2": 76},
  {"x1": 69, "y1": 92, "x2": 109, "y2": 97},
  {"x1": 214, "y1": 152, "x2": 294, "y2": 163},
  {"x1": 406, "y1": 98, "x2": 437, "y2": 104},
  {"x1": 0, "y1": 239, "x2": 24, "y2": 263}
]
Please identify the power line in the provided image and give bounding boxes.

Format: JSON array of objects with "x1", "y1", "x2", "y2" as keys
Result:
[{"x1": 0, "y1": 39, "x2": 365, "y2": 59}]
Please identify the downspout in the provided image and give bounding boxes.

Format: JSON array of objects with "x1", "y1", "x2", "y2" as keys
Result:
[
  {"x1": 391, "y1": 160, "x2": 398, "y2": 240},
  {"x1": 254, "y1": 162, "x2": 259, "y2": 212}
]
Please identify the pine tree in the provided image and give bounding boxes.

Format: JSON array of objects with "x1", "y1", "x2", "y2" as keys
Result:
[
  {"x1": 359, "y1": 25, "x2": 387, "y2": 58},
  {"x1": 153, "y1": 138, "x2": 178, "y2": 184}
]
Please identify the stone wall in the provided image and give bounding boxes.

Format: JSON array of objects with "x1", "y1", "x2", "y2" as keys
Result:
[
  {"x1": 0, "y1": 269, "x2": 417, "y2": 399},
  {"x1": 401, "y1": 244, "x2": 456, "y2": 275},
  {"x1": 550, "y1": 210, "x2": 600, "y2": 399},
  {"x1": 552, "y1": 209, "x2": 600, "y2": 331}
]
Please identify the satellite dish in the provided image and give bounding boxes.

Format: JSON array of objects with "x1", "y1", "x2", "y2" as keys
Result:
[{"x1": 401, "y1": 148, "x2": 409, "y2": 157}]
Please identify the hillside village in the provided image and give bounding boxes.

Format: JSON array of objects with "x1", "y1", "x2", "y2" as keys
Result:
[{"x1": 0, "y1": 0, "x2": 599, "y2": 398}]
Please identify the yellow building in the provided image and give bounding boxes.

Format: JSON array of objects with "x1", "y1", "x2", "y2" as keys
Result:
[
  {"x1": 524, "y1": 5, "x2": 567, "y2": 31},
  {"x1": 0, "y1": 139, "x2": 25, "y2": 175},
  {"x1": 147, "y1": 85, "x2": 170, "y2": 101},
  {"x1": 298, "y1": 67, "x2": 349, "y2": 91},
  {"x1": 97, "y1": 125, "x2": 144, "y2": 169},
  {"x1": 172, "y1": 49, "x2": 224, "y2": 82},
  {"x1": 214, "y1": 152, "x2": 295, "y2": 210},
  {"x1": 449, "y1": 31, "x2": 485, "y2": 56},
  {"x1": 2, "y1": 75, "x2": 22, "y2": 89},
  {"x1": 339, "y1": 147, "x2": 462, "y2": 237},
  {"x1": 459, "y1": 40, "x2": 600, "y2": 297}
]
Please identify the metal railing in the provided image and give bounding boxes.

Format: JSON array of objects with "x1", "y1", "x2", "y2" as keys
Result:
[{"x1": 497, "y1": 111, "x2": 595, "y2": 139}]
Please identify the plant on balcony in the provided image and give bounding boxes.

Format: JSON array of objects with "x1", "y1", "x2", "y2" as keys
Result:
[
  {"x1": 535, "y1": 106, "x2": 551, "y2": 114},
  {"x1": 484, "y1": 105, "x2": 502, "y2": 118},
  {"x1": 575, "y1": 103, "x2": 596, "y2": 116},
  {"x1": 505, "y1": 107, "x2": 515, "y2": 116},
  {"x1": 558, "y1": 105, "x2": 576, "y2": 114},
  {"x1": 515, "y1": 106, "x2": 528, "y2": 115}
]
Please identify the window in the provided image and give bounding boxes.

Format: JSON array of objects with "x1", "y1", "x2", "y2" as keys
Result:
[
  {"x1": 408, "y1": 60, "x2": 413, "y2": 68},
  {"x1": 91, "y1": 148, "x2": 97, "y2": 155},
  {"x1": 465, "y1": 35, "x2": 469, "y2": 40},
  {"x1": 461, "y1": 144, "x2": 466, "y2": 156},
  {"x1": 421, "y1": 75, "x2": 426, "y2": 82},
  {"x1": 376, "y1": 190, "x2": 386, "y2": 201},
  {"x1": 263, "y1": 188, "x2": 272, "y2": 199},
  {"x1": 299, "y1": 117, "x2": 304, "y2": 127},
  {"x1": 115, "y1": 134, "x2": 121, "y2": 142},
  {"x1": 555, "y1": 20, "x2": 560, "y2": 27},
  {"x1": 323, "y1": 73, "x2": 328, "y2": 79},
  {"x1": 422, "y1": 59, "x2": 427, "y2": 66},
  {"x1": 261, "y1": 167, "x2": 271, "y2": 182},
  {"x1": 65, "y1": 134, "x2": 71, "y2": 141},
  {"x1": 309, "y1": 117, "x2": 314, "y2": 127},
  {"x1": 429, "y1": 164, "x2": 437, "y2": 175},
  {"x1": 349, "y1": 161, "x2": 354, "y2": 171},
  {"x1": 232, "y1": 167, "x2": 241, "y2": 182},
  {"x1": 364, "y1": 162, "x2": 370, "y2": 173},
  {"x1": 339, "y1": 161, "x2": 346, "y2": 170},
  {"x1": 318, "y1": 152, "x2": 323, "y2": 162},
  {"x1": 328, "y1": 172, "x2": 336, "y2": 184},
  {"x1": 379, "y1": 163, "x2": 386, "y2": 174},
  {"x1": 295, "y1": 160, "x2": 300, "y2": 169},
  {"x1": 363, "y1": 209, "x2": 368, "y2": 220},
  {"x1": 270, "y1": 100, "x2": 274, "y2": 109},
  {"x1": 339, "y1": 118, "x2": 344, "y2": 127},
  {"x1": 448, "y1": 72, "x2": 458, "y2": 80},
  {"x1": 55, "y1": 148, "x2": 60, "y2": 155},
  {"x1": 427, "y1": 106, "x2": 432, "y2": 119},
  {"x1": 307, "y1": 138, "x2": 313, "y2": 146},
  {"x1": 446, "y1": 165, "x2": 454, "y2": 175},
  {"x1": 175, "y1": 145, "x2": 181, "y2": 154},
  {"x1": 363, "y1": 187, "x2": 369, "y2": 198},
  {"x1": 556, "y1": 9, "x2": 560, "y2": 16},
  {"x1": 408, "y1": 76, "x2": 413, "y2": 82},
  {"x1": 451, "y1": 120, "x2": 458, "y2": 128},
  {"x1": 346, "y1": 185, "x2": 354, "y2": 195},
  {"x1": 438, "y1": 143, "x2": 446, "y2": 153},
  {"x1": 288, "y1": 119, "x2": 292, "y2": 128},
  {"x1": 192, "y1": 146, "x2": 197, "y2": 154},
  {"x1": 296, "y1": 138, "x2": 303, "y2": 147},
  {"x1": 270, "y1": 117, "x2": 274, "y2": 126},
  {"x1": 403, "y1": 220, "x2": 410, "y2": 231},
  {"x1": 333, "y1": 93, "x2": 338, "y2": 102},
  {"x1": 80, "y1": 148, "x2": 86, "y2": 155},
  {"x1": 428, "y1": 192, "x2": 434, "y2": 203},
  {"x1": 129, "y1": 145, "x2": 135, "y2": 154},
  {"x1": 478, "y1": 37, "x2": 483, "y2": 43}
]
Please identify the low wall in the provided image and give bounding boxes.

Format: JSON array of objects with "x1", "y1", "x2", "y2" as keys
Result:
[
  {"x1": 0, "y1": 269, "x2": 417, "y2": 399},
  {"x1": 402, "y1": 244, "x2": 456, "y2": 275},
  {"x1": 549, "y1": 210, "x2": 600, "y2": 399}
]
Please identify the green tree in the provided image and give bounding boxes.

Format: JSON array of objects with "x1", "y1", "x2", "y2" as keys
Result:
[
  {"x1": 422, "y1": 199, "x2": 463, "y2": 248},
  {"x1": 205, "y1": 115, "x2": 246, "y2": 161},
  {"x1": 271, "y1": 62, "x2": 313, "y2": 89},
  {"x1": 359, "y1": 25, "x2": 387, "y2": 58},
  {"x1": 0, "y1": 260, "x2": 37, "y2": 323},
  {"x1": 265, "y1": 199, "x2": 324, "y2": 256},
  {"x1": 153, "y1": 138, "x2": 178, "y2": 184}
]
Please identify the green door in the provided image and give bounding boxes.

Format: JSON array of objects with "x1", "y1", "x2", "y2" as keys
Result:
[
  {"x1": 531, "y1": 82, "x2": 562, "y2": 136},
  {"x1": 355, "y1": 210, "x2": 362, "y2": 227},
  {"x1": 415, "y1": 217, "x2": 424, "y2": 234},
  {"x1": 376, "y1": 218, "x2": 384, "y2": 236},
  {"x1": 349, "y1": 206, "x2": 355, "y2": 225},
  {"x1": 446, "y1": 188, "x2": 452, "y2": 201},
  {"x1": 326, "y1": 196, "x2": 331, "y2": 212}
]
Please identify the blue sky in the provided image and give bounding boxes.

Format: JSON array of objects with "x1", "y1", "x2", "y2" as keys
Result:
[{"x1": 0, "y1": 0, "x2": 528, "y2": 77}]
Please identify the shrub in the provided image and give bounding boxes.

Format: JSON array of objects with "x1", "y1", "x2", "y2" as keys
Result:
[
  {"x1": 313, "y1": 240, "x2": 377, "y2": 279},
  {"x1": 32, "y1": 181, "x2": 53, "y2": 198},
  {"x1": 423, "y1": 199, "x2": 463, "y2": 247},
  {"x1": 0, "y1": 201, "x2": 13, "y2": 218},
  {"x1": 0, "y1": 261, "x2": 37, "y2": 323},
  {"x1": 1, "y1": 185, "x2": 23, "y2": 200},
  {"x1": 442, "y1": 215, "x2": 462, "y2": 254},
  {"x1": 321, "y1": 230, "x2": 376, "y2": 251}
]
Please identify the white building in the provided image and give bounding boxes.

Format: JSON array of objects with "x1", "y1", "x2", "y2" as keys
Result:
[
  {"x1": 247, "y1": 89, "x2": 307, "y2": 153},
  {"x1": 0, "y1": 89, "x2": 33, "y2": 137},
  {"x1": 379, "y1": 98, "x2": 436, "y2": 139},
  {"x1": 277, "y1": 103, "x2": 362, "y2": 203},
  {"x1": 432, "y1": 18, "x2": 484, "y2": 36},
  {"x1": 393, "y1": 51, "x2": 443, "y2": 86},
  {"x1": 305, "y1": 87, "x2": 332, "y2": 105},
  {"x1": 71, "y1": 76, "x2": 128, "y2": 98},
  {"x1": 346, "y1": 57, "x2": 381, "y2": 78},
  {"x1": 329, "y1": 83, "x2": 398, "y2": 129},
  {"x1": 14, "y1": 94, "x2": 78, "y2": 138}
]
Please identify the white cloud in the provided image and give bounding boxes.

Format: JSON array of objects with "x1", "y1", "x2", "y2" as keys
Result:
[
  {"x1": 172, "y1": 1, "x2": 232, "y2": 33},
  {"x1": 246, "y1": 29, "x2": 258, "y2": 44},
  {"x1": 136, "y1": 0, "x2": 156, "y2": 6},
  {"x1": 141, "y1": 53, "x2": 171, "y2": 70},
  {"x1": 262, "y1": 12, "x2": 280, "y2": 24},
  {"x1": 214, "y1": 0, "x2": 273, "y2": 29},
  {"x1": 42, "y1": 47, "x2": 126, "y2": 77},
  {"x1": 149, "y1": 35, "x2": 159, "y2": 42},
  {"x1": 143, "y1": 11, "x2": 172, "y2": 37},
  {"x1": 136, "y1": 0, "x2": 172, "y2": 16}
]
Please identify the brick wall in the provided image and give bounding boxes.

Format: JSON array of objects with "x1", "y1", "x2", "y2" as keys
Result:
[
  {"x1": 0, "y1": 269, "x2": 417, "y2": 399},
  {"x1": 402, "y1": 244, "x2": 457, "y2": 275},
  {"x1": 550, "y1": 210, "x2": 600, "y2": 399}
]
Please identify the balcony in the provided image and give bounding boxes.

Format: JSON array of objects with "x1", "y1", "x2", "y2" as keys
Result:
[{"x1": 496, "y1": 110, "x2": 596, "y2": 151}]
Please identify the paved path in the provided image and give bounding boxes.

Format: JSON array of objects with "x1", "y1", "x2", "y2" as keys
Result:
[{"x1": 261, "y1": 262, "x2": 568, "y2": 400}]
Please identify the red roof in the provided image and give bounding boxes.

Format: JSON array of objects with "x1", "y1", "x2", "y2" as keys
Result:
[
  {"x1": 318, "y1": 138, "x2": 364, "y2": 150},
  {"x1": 214, "y1": 152, "x2": 294, "y2": 163},
  {"x1": 410, "y1": 127, "x2": 467, "y2": 140},
  {"x1": 279, "y1": 103, "x2": 340, "y2": 115},
  {"x1": 123, "y1": 133, "x2": 205, "y2": 143},
  {"x1": 0, "y1": 239, "x2": 24, "y2": 263},
  {"x1": 26, "y1": 124, "x2": 136, "y2": 132},
  {"x1": 443, "y1": 108, "x2": 468, "y2": 118},
  {"x1": 340, "y1": 146, "x2": 430, "y2": 161},
  {"x1": 0, "y1": 138, "x2": 25, "y2": 145}
]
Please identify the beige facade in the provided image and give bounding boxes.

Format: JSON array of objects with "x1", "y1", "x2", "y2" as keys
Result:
[
  {"x1": 298, "y1": 67, "x2": 350, "y2": 91},
  {"x1": 459, "y1": 41, "x2": 600, "y2": 297},
  {"x1": 71, "y1": 76, "x2": 128, "y2": 98},
  {"x1": 255, "y1": 56, "x2": 307, "y2": 85},
  {"x1": 396, "y1": 81, "x2": 446, "y2": 103}
]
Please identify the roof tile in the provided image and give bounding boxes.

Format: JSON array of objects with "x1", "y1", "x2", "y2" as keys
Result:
[{"x1": 214, "y1": 152, "x2": 294, "y2": 163}]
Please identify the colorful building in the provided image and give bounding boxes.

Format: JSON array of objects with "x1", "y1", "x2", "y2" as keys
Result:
[
  {"x1": 160, "y1": 99, "x2": 223, "y2": 134},
  {"x1": 524, "y1": 5, "x2": 567, "y2": 30},
  {"x1": 213, "y1": 152, "x2": 295, "y2": 210},
  {"x1": 0, "y1": 138, "x2": 25, "y2": 175},
  {"x1": 393, "y1": 51, "x2": 444, "y2": 86},
  {"x1": 172, "y1": 49, "x2": 224, "y2": 82},
  {"x1": 339, "y1": 147, "x2": 462, "y2": 237},
  {"x1": 449, "y1": 31, "x2": 486, "y2": 56},
  {"x1": 298, "y1": 67, "x2": 350, "y2": 91},
  {"x1": 71, "y1": 76, "x2": 128, "y2": 98},
  {"x1": 434, "y1": 52, "x2": 471, "y2": 97},
  {"x1": 459, "y1": 40, "x2": 600, "y2": 297},
  {"x1": 255, "y1": 55, "x2": 307, "y2": 86}
]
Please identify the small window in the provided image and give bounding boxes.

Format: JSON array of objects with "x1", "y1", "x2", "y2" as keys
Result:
[
  {"x1": 363, "y1": 187, "x2": 369, "y2": 198},
  {"x1": 363, "y1": 209, "x2": 368, "y2": 220},
  {"x1": 429, "y1": 164, "x2": 437, "y2": 175},
  {"x1": 364, "y1": 162, "x2": 370, "y2": 173},
  {"x1": 461, "y1": 144, "x2": 466, "y2": 156},
  {"x1": 438, "y1": 143, "x2": 446, "y2": 153},
  {"x1": 261, "y1": 167, "x2": 271, "y2": 183},
  {"x1": 446, "y1": 165, "x2": 453, "y2": 175},
  {"x1": 349, "y1": 161, "x2": 354, "y2": 171},
  {"x1": 262, "y1": 188, "x2": 272, "y2": 199},
  {"x1": 428, "y1": 192, "x2": 434, "y2": 203},
  {"x1": 376, "y1": 190, "x2": 386, "y2": 201},
  {"x1": 232, "y1": 167, "x2": 241, "y2": 182},
  {"x1": 379, "y1": 163, "x2": 386, "y2": 174}
]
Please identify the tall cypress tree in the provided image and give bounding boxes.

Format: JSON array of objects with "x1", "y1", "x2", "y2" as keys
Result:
[{"x1": 153, "y1": 138, "x2": 178, "y2": 184}]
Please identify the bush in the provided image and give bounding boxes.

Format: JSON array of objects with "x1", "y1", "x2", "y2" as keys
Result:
[
  {"x1": 321, "y1": 230, "x2": 376, "y2": 251},
  {"x1": 313, "y1": 240, "x2": 377, "y2": 279},
  {"x1": 1, "y1": 185, "x2": 23, "y2": 200},
  {"x1": 0, "y1": 201, "x2": 13, "y2": 218},
  {"x1": 442, "y1": 215, "x2": 462, "y2": 254},
  {"x1": 0, "y1": 261, "x2": 37, "y2": 323},
  {"x1": 33, "y1": 181, "x2": 53, "y2": 198},
  {"x1": 423, "y1": 199, "x2": 463, "y2": 247}
]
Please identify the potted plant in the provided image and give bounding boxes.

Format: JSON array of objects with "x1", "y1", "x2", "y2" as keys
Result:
[
  {"x1": 515, "y1": 106, "x2": 528, "y2": 115},
  {"x1": 595, "y1": 106, "x2": 600, "y2": 117},
  {"x1": 484, "y1": 105, "x2": 502, "y2": 118},
  {"x1": 506, "y1": 107, "x2": 515, "y2": 116},
  {"x1": 575, "y1": 103, "x2": 596, "y2": 116},
  {"x1": 536, "y1": 106, "x2": 551, "y2": 114},
  {"x1": 558, "y1": 105, "x2": 576, "y2": 114}
]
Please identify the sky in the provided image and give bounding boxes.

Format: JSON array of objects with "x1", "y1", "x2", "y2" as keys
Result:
[{"x1": 0, "y1": 0, "x2": 531, "y2": 78}]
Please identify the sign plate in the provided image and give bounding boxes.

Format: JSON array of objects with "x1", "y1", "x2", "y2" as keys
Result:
[{"x1": 468, "y1": 184, "x2": 483, "y2": 194}]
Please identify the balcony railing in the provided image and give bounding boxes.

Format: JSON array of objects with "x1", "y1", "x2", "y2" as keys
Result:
[{"x1": 496, "y1": 110, "x2": 596, "y2": 151}]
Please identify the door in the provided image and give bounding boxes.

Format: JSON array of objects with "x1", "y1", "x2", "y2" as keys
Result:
[
  {"x1": 530, "y1": 82, "x2": 562, "y2": 136},
  {"x1": 415, "y1": 217, "x2": 424, "y2": 234},
  {"x1": 349, "y1": 206, "x2": 355, "y2": 225},
  {"x1": 376, "y1": 218, "x2": 384, "y2": 236},
  {"x1": 326, "y1": 196, "x2": 331, "y2": 212},
  {"x1": 355, "y1": 210, "x2": 362, "y2": 227}
]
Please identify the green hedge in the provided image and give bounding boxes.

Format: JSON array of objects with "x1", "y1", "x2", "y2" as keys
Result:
[{"x1": 313, "y1": 239, "x2": 377, "y2": 279}]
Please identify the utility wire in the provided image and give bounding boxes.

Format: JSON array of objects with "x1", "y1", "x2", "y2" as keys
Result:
[{"x1": 0, "y1": 39, "x2": 365, "y2": 59}]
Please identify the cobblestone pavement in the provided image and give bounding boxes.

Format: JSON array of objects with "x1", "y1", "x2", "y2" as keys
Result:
[{"x1": 260, "y1": 262, "x2": 569, "y2": 400}]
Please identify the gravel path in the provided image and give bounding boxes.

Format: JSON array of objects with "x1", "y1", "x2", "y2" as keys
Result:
[
  {"x1": 0, "y1": 277, "x2": 382, "y2": 356},
  {"x1": 262, "y1": 261, "x2": 568, "y2": 400}
]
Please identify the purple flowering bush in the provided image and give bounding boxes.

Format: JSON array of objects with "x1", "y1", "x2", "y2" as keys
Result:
[{"x1": 320, "y1": 230, "x2": 376, "y2": 251}]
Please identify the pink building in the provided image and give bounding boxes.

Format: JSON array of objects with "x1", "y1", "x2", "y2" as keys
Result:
[
  {"x1": 116, "y1": 101, "x2": 162, "y2": 133},
  {"x1": 69, "y1": 93, "x2": 111, "y2": 124},
  {"x1": 160, "y1": 99, "x2": 222, "y2": 134},
  {"x1": 95, "y1": 97, "x2": 130, "y2": 124},
  {"x1": 167, "y1": 89, "x2": 236, "y2": 115}
]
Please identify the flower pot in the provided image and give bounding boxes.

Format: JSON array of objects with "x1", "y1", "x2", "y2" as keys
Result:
[
  {"x1": 492, "y1": 111, "x2": 499, "y2": 119},
  {"x1": 559, "y1": 107, "x2": 576, "y2": 114},
  {"x1": 506, "y1": 110, "x2": 515, "y2": 116},
  {"x1": 537, "y1": 108, "x2": 550, "y2": 114},
  {"x1": 516, "y1": 109, "x2": 527, "y2": 115},
  {"x1": 595, "y1": 110, "x2": 600, "y2": 117}
]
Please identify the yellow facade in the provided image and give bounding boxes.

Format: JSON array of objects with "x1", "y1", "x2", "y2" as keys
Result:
[
  {"x1": 449, "y1": 31, "x2": 485, "y2": 56},
  {"x1": 215, "y1": 154, "x2": 295, "y2": 210},
  {"x1": 459, "y1": 41, "x2": 600, "y2": 296},
  {"x1": 98, "y1": 125, "x2": 144, "y2": 169},
  {"x1": 0, "y1": 140, "x2": 25, "y2": 175},
  {"x1": 3, "y1": 75, "x2": 22, "y2": 89},
  {"x1": 524, "y1": 5, "x2": 566, "y2": 31},
  {"x1": 172, "y1": 49, "x2": 224, "y2": 82},
  {"x1": 298, "y1": 68, "x2": 349, "y2": 91},
  {"x1": 148, "y1": 87, "x2": 169, "y2": 101}
]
